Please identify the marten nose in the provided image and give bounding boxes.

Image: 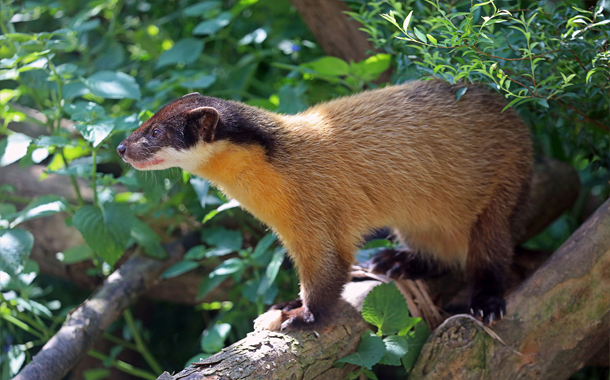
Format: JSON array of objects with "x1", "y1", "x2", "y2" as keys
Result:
[{"x1": 117, "y1": 144, "x2": 127, "y2": 157}]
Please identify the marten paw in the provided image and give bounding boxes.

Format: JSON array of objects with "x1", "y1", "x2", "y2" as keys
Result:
[
  {"x1": 469, "y1": 295, "x2": 506, "y2": 325},
  {"x1": 253, "y1": 306, "x2": 316, "y2": 331},
  {"x1": 269, "y1": 298, "x2": 302, "y2": 312}
]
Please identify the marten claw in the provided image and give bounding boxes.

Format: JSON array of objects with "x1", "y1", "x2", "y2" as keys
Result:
[{"x1": 470, "y1": 295, "x2": 506, "y2": 325}]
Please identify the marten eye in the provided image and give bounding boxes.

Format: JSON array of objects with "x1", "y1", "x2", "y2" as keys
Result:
[{"x1": 151, "y1": 129, "x2": 162, "y2": 138}]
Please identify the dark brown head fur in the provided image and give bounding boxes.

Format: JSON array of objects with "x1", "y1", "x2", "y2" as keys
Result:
[{"x1": 117, "y1": 93, "x2": 278, "y2": 164}]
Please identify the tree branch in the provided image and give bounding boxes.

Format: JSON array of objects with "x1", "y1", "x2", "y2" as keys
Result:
[
  {"x1": 410, "y1": 199, "x2": 610, "y2": 380},
  {"x1": 13, "y1": 234, "x2": 200, "y2": 380}
]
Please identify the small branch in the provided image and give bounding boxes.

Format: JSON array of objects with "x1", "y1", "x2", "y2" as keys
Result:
[{"x1": 13, "y1": 233, "x2": 200, "y2": 380}]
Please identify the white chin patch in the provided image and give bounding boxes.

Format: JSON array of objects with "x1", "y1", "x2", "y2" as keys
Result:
[{"x1": 125, "y1": 147, "x2": 181, "y2": 171}]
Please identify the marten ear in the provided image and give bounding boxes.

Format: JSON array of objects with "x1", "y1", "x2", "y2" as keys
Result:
[{"x1": 187, "y1": 107, "x2": 219, "y2": 143}]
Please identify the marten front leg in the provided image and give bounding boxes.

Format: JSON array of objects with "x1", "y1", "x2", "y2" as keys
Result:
[
  {"x1": 370, "y1": 248, "x2": 447, "y2": 279},
  {"x1": 255, "y1": 248, "x2": 352, "y2": 331}
]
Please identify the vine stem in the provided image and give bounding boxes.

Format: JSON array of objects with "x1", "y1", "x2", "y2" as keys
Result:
[
  {"x1": 92, "y1": 148, "x2": 99, "y2": 206},
  {"x1": 61, "y1": 150, "x2": 85, "y2": 207},
  {"x1": 123, "y1": 309, "x2": 163, "y2": 375}
]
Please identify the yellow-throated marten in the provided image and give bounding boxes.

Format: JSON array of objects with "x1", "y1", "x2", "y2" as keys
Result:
[{"x1": 118, "y1": 80, "x2": 532, "y2": 331}]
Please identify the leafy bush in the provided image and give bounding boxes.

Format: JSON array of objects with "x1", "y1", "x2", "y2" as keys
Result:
[{"x1": 350, "y1": 0, "x2": 609, "y2": 249}]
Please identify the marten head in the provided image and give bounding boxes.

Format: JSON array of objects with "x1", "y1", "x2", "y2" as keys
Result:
[{"x1": 117, "y1": 93, "x2": 276, "y2": 171}]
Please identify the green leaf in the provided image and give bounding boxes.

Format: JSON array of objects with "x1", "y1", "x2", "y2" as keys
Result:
[
  {"x1": 252, "y1": 232, "x2": 277, "y2": 258},
  {"x1": 73, "y1": 204, "x2": 136, "y2": 266},
  {"x1": 190, "y1": 177, "x2": 210, "y2": 208},
  {"x1": 10, "y1": 195, "x2": 68, "y2": 227},
  {"x1": 211, "y1": 257, "x2": 243, "y2": 275},
  {"x1": 36, "y1": 136, "x2": 68, "y2": 148},
  {"x1": 302, "y1": 56, "x2": 350, "y2": 76},
  {"x1": 197, "y1": 273, "x2": 230, "y2": 299},
  {"x1": 65, "y1": 101, "x2": 106, "y2": 122},
  {"x1": 0, "y1": 133, "x2": 32, "y2": 167},
  {"x1": 84, "y1": 71, "x2": 141, "y2": 100},
  {"x1": 336, "y1": 331, "x2": 385, "y2": 370},
  {"x1": 130, "y1": 219, "x2": 167, "y2": 259},
  {"x1": 114, "y1": 114, "x2": 140, "y2": 131},
  {"x1": 538, "y1": 98, "x2": 549, "y2": 108},
  {"x1": 184, "y1": 245, "x2": 209, "y2": 260},
  {"x1": 456, "y1": 86, "x2": 468, "y2": 101},
  {"x1": 426, "y1": 34, "x2": 437, "y2": 45},
  {"x1": 201, "y1": 227, "x2": 242, "y2": 251},
  {"x1": 183, "y1": 1, "x2": 222, "y2": 16},
  {"x1": 156, "y1": 38, "x2": 205, "y2": 69},
  {"x1": 361, "y1": 282, "x2": 411, "y2": 335},
  {"x1": 83, "y1": 368, "x2": 111, "y2": 380},
  {"x1": 201, "y1": 323, "x2": 231, "y2": 353},
  {"x1": 180, "y1": 74, "x2": 217, "y2": 89},
  {"x1": 257, "y1": 247, "x2": 285, "y2": 295},
  {"x1": 162, "y1": 260, "x2": 199, "y2": 279},
  {"x1": 57, "y1": 245, "x2": 94, "y2": 264},
  {"x1": 379, "y1": 335, "x2": 409, "y2": 366},
  {"x1": 413, "y1": 27, "x2": 427, "y2": 43},
  {"x1": 192, "y1": 12, "x2": 232, "y2": 35},
  {"x1": 0, "y1": 228, "x2": 34, "y2": 276},
  {"x1": 402, "y1": 322, "x2": 430, "y2": 371},
  {"x1": 403, "y1": 10, "x2": 413, "y2": 31},
  {"x1": 76, "y1": 118, "x2": 114, "y2": 147}
]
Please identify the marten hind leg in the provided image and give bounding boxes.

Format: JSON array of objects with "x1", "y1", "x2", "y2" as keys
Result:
[
  {"x1": 467, "y1": 196, "x2": 514, "y2": 324},
  {"x1": 370, "y1": 229, "x2": 447, "y2": 280},
  {"x1": 255, "y1": 246, "x2": 352, "y2": 331},
  {"x1": 370, "y1": 247, "x2": 447, "y2": 279}
]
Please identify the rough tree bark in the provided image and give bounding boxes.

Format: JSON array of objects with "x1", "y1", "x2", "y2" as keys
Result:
[{"x1": 410, "y1": 199, "x2": 610, "y2": 380}]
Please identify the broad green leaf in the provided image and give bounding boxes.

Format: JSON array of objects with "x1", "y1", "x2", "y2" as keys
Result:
[
  {"x1": 63, "y1": 81, "x2": 90, "y2": 99},
  {"x1": 10, "y1": 195, "x2": 68, "y2": 227},
  {"x1": 0, "y1": 203, "x2": 17, "y2": 223},
  {"x1": 201, "y1": 227, "x2": 242, "y2": 251},
  {"x1": 302, "y1": 56, "x2": 350, "y2": 76},
  {"x1": 130, "y1": 219, "x2": 167, "y2": 259},
  {"x1": 76, "y1": 118, "x2": 114, "y2": 147},
  {"x1": 379, "y1": 335, "x2": 409, "y2": 366},
  {"x1": 156, "y1": 38, "x2": 205, "y2": 69},
  {"x1": 352, "y1": 54, "x2": 391, "y2": 81},
  {"x1": 114, "y1": 114, "x2": 140, "y2": 131},
  {"x1": 426, "y1": 34, "x2": 437, "y2": 45},
  {"x1": 65, "y1": 101, "x2": 106, "y2": 122},
  {"x1": 0, "y1": 228, "x2": 34, "y2": 276},
  {"x1": 413, "y1": 27, "x2": 428, "y2": 43},
  {"x1": 57, "y1": 245, "x2": 94, "y2": 264},
  {"x1": 84, "y1": 71, "x2": 141, "y2": 100},
  {"x1": 73, "y1": 203, "x2": 136, "y2": 266},
  {"x1": 180, "y1": 74, "x2": 217, "y2": 89},
  {"x1": 276, "y1": 83, "x2": 308, "y2": 114},
  {"x1": 361, "y1": 282, "x2": 411, "y2": 335},
  {"x1": 162, "y1": 260, "x2": 199, "y2": 279},
  {"x1": 336, "y1": 331, "x2": 385, "y2": 370},
  {"x1": 192, "y1": 12, "x2": 232, "y2": 35},
  {"x1": 36, "y1": 136, "x2": 68, "y2": 148},
  {"x1": 201, "y1": 323, "x2": 231, "y2": 353},
  {"x1": 0, "y1": 133, "x2": 32, "y2": 167}
]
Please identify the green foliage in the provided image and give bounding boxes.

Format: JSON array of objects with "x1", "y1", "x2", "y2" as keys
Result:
[
  {"x1": 337, "y1": 283, "x2": 430, "y2": 378},
  {"x1": 351, "y1": 0, "x2": 610, "y2": 220}
]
